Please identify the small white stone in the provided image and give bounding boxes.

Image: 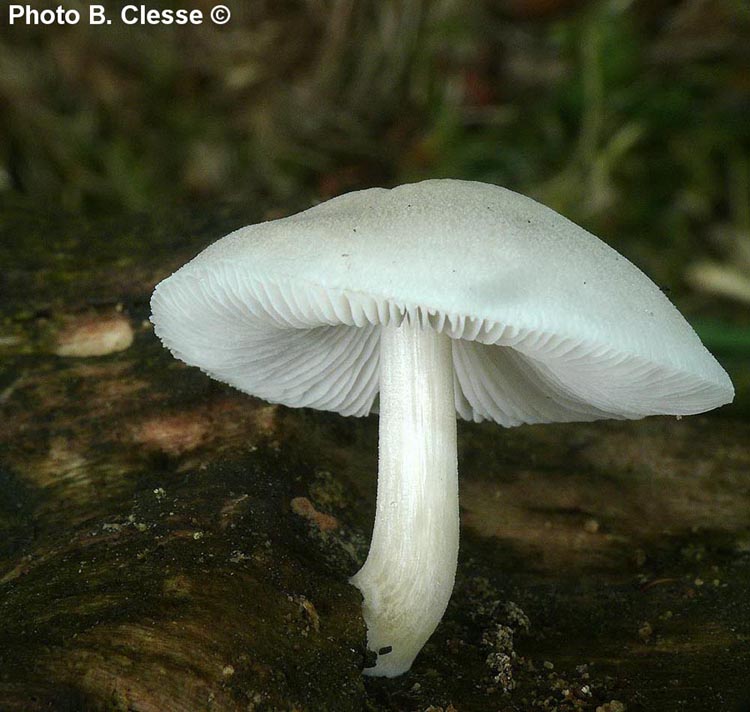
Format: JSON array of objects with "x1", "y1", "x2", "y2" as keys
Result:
[{"x1": 55, "y1": 314, "x2": 133, "y2": 357}]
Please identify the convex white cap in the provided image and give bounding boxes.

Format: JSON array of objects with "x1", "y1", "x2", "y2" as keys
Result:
[{"x1": 151, "y1": 179, "x2": 734, "y2": 425}]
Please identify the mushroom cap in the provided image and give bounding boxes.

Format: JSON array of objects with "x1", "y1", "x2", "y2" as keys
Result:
[{"x1": 150, "y1": 179, "x2": 733, "y2": 425}]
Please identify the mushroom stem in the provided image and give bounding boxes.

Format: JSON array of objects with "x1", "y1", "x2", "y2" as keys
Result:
[{"x1": 351, "y1": 319, "x2": 459, "y2": 677}]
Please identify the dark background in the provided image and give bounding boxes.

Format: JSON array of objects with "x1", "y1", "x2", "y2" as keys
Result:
[{"x1": 2, "y1": 0, "x2": 749, "y2": 398}]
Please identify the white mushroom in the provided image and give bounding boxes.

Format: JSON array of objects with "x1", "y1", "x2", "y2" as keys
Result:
[{"x1": 150, "y1": 179, "x2": 734, "y2": 677}]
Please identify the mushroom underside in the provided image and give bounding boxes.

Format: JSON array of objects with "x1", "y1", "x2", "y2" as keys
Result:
[{"x1": 152, "y1": 272, "x2": 724, "y2": 426}]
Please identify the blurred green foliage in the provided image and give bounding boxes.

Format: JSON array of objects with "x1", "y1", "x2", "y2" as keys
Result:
[{"x1": 1, "y1": 0, "x2": 749, "y2": 326}]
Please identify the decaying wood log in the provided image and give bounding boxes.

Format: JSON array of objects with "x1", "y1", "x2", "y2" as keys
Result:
[{"x1": 1, "y1": 203, "x2": 748, "y2": 711}]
